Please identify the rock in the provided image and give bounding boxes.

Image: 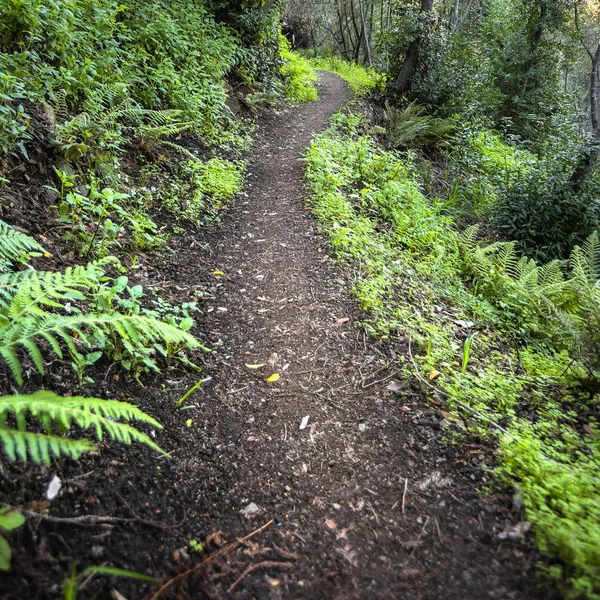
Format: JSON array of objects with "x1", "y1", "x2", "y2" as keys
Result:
[
  {"x1": 358, "y1": 423, "x2": 367, "y2": 432},
  {"x1": 89, "y1": 545, "x2": 104, "y2": 558},
  {"x1": 245, "y1": 502, "x2": 260, "y2": 516}
]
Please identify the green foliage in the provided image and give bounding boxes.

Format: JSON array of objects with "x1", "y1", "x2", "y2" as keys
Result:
[
  {"x1": 63, "y1": 563, "x2": 155, "y2": 599},
  {"x1": 0, "y1": 0, "x2": 262, "y2": 163},
  {"x1": 0, "y1": 219, "x2": 47, "y2": 271},
  {"x1": 500, "y1": 429, "x2": 600, "y2": 600},
  {"x1": 153, "y1": 157, "x2": 245, "y2": 224},
  {"x1": 309, "y1": 56, "x2": 384, "y2": 96},
  {"x1": 281, "y1": 41, "x2": 318, "y2": 103},
  {"x1": 385, "y1": 101, "x2": 454, "y2": 149},
  {"x1": 0, "y1": 508, "x2": 24, "y2": 572},
  {"x1": 447, "y1": 126, "x2": 537, "y2": 218},
  {"x1": 494, "y1": 162, "x2": 600, "y2": 260},
  {"x1": 0, "y1": 390, "x2": 165, "y2": 464},
  {"x1": 0, "y1": 222, "x2": 202, "y2": 385},
  {"x1": 52, "y1": 170, "x2": 161, "y2": 259},
  {"x1": 305, "y1": 111, "x2": 600, "y2": 597}
]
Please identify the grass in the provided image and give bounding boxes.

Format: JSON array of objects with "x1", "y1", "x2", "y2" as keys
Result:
[{"x1": 309, "y1": 56, "x2": 384, "y2": 96}]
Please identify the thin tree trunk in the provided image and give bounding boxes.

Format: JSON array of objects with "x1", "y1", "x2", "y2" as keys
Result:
[
  {"x1": 392, "y1": 0, "x2": 434, "y2": 94},
  {"x1": 571, "y1": 42, "x2": 600, "y2": 192},
  {"x1": 357, "y1": 0, "x2": 372, "y2": 65}
]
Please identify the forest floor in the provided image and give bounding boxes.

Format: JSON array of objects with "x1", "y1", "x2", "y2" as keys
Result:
[{"x1": 1, "y1": 72, "x2": 549, "y2": 599}]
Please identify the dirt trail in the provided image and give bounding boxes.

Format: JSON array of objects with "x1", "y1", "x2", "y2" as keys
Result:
[
  {"x1": 0, "y1": 73, "x2": 544, "y2": 600},
  {"x1": 157, "y1": 72, "x2": 544, "y2": 598}
]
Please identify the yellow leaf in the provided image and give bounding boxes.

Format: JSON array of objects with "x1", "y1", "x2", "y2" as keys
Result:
[
  {"x1": 212, "y1": 270, "x2": 224, "y2": 276},
  {"x1": 246, "y1": 363, "x2": 266, "y2": 369},
  {"x1": 266, "y1": 373, "x2": 280, "y2": 382},
  {"x1": 186, "y1": 419, "x2": 192, "y2": 427},
  {"x1": 43, "y1": 253, "x2": 51, "y2": 258},
  {"x1": 429, "y1": 370, "x2": 441, "y2": 381}
]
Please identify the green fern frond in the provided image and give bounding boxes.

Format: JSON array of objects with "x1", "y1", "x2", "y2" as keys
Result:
[
  {"x1": 0, "y1": 428, "x2": 96, "y2": 463},
  {"x1": 0, "y1": 313, "x2": 201, "y2": 385},
  {"x1": 385, "y1": 101, "x2": 454, "y2": 149},
  {"x1": 0, "y1": 391, "x2": 165, "y2": 464},
  {"x1": 0, "y1": 220, "x2": 47, "y2": 271}
]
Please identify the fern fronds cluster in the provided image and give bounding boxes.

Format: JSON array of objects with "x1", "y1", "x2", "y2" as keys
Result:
[
  {"x1": 0, "y1": 391, "x2": 165, "y2": 464},
  {"x1": 385, "y1": 101, "x2": 454, "y2": 149},
  {"x1": 54, "y1": 83, "x2": 196, "y2": 157},
  {"x1": 0, "y1": 220, "x2": 47, "y2": 272},
  {"x1": 459, "y1": 225, "x2": 569, "y2": 317},
  {"x1": 0, "y1": 222, "x2": 202, "y2": 385}
]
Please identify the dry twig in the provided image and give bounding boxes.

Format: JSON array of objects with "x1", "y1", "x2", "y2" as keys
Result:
[
  {"x1": 149, "y1": 519, "x2": 274, "y2": 600},
  {"x1": 227, "y1": 560, "x2": 293, "y2": 593}
]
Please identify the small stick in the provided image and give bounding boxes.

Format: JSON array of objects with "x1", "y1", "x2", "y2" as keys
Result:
[
  {"x1": 9, "y1": 507, "x2": 181, "y2": 531},
  {"x1": 149, "y1": 520, "x2": 274, "y2": 600},
  {"x1": 362, "y1": 370, "x2": 400, "y2": 389},
  {"x1": 434, "y1": 517, "x2": 443, "y2": 542},
  {"x1": 407, "y1": 336, "x2": 510, "y2": 435},
  {"x1": 227, "y1": 561, "x2": 293, "y2": 593},
  {"x1": 402, "y1": 478, "x2": 408, "y2": 514}
]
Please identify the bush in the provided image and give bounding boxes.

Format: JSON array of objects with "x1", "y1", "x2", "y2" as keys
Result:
[{"x1": 494, "y1": 163, "x2": 600, "y2": 260}]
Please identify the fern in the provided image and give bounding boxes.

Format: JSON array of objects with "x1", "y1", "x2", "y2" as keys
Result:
[
  {"x1": 459, "y1": 228, "x2": 569, "y2": 317},
  {"x1": 567, "y1": 232, "x2": 600, "y2": 365},
  {"x1": 0, "y1": 313, "x2": 201, "y2": 385},
  {"x1": 0, "y1": 220, "x2": 46, "y2": 272},
  {"x1": 385, "y1": 101, "x2": 454, "y2": 149},
  {"x1": 0, "y1": 391, "x2": 165, "y2": 464},
  {"x1": 55, "y1": 83, "x2": 195, "y2": 153},
  {"x1": 0, "y1": 222, "x2": 202, "y2": 385}
]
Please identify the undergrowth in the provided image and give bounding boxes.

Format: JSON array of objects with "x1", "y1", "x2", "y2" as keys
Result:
[
  {"x1": 304, "y1": 111, "x2": 600, "y2": 598},
  {"x1": 281, "y1": 41, "x2": 318, "y2": 103},
  {"x1": 309, "y1": 56, "x2": 384, "y2": 96}
]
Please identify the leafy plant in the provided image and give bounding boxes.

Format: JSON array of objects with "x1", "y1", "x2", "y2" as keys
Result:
[
  {"x1": 0, "y1": 222, "x2": 202, "y2": 384},
  {"x1": 281, "y1": 41, "x2": 318, "y2": 103},
  {"x1": 0, "y1": 219, "x2": 47, "y2": 272},
  {"x1": 385, "y1": 101, "x2": 454, "y2": 149},
  {"x1": 309, "y1": 56, "x2": 384, "y2": 96},
  {"x1": 0, "y1": 391, "x2": 165, "y2": 464},
  {"x1": 0, "y1": 508, "x2": 24, "y2": 572}
]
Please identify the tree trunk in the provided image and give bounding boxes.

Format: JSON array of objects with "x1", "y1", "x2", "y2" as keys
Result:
[
  {"x1": 571, "y1": 42, "x2": 600, "y2": 192},
  {"x1": 357, "y1": 0, "x2": 372, "y2": 66},
  {"x1": 392, "y1": 0, "x2": 434, "y2": 95}
]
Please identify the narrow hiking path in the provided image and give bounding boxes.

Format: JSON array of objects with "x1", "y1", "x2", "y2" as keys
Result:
[{"x1": 157, "y1": 72, "x2": 544, "y2": 598}]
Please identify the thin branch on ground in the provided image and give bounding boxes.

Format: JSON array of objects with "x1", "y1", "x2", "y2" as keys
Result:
[
  {"x1": 149, "y1": 519, "x2": 274, "y2": 600},
  {"x1": 227, "y1": 560, "x2": 293, "y2": 593}
]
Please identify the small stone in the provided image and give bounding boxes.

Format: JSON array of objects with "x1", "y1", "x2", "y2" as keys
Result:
[
  {"x1": 245, "y1": 502, "x2": 260, "y2": 516},
  {"x1": 358, "y1": 423, "x2": 367, "y2": 432},
  {"x1": 332, "y1": 503, "x2": 342, "y2": 511},
  {"x1": 90, "y1": 545, "x2": 104, "y2": 558}
]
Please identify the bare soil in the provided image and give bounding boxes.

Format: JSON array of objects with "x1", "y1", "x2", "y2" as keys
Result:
[{"x1": 0, "y1": 72, "x2": 548, "y2": 600}]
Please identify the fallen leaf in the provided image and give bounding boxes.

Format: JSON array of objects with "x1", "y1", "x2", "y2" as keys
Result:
[
  {"x1": 46, "y1": 475, "x2": 62, "y2": 501},
  {"x1": 335, "y1": 317, "x2": 350, "y2": 326},
  {"x1": 325, "y1": 518, "x2": 337, "y2": 530},
  {"x1": 186, "y1": 419, "x2": 193, "y2": 427},
  {"x1": 429, "y1": 370, "x2": 441, "y2": 381},
  {"x1": 387, "y1": 380, "x2": 407, "y2": 392},
  {"x1": 454, "y1": 319, "x2": 475, "y2": 328},
  {"x1": 212, "y1": 270, "x2": 224, "y2": 276},
  {"x1": 336, "y1": 543, "x2": 358, "y2": 567},
  {"x1": 267, "y1": 577, "x2": 280, "y2": 587},
  {"x1": 266, "y1": 373, "x2": 280, "y2": 382},
  {"x1": 245, "y1": 363, "x2": 265, "y2": 369}
]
